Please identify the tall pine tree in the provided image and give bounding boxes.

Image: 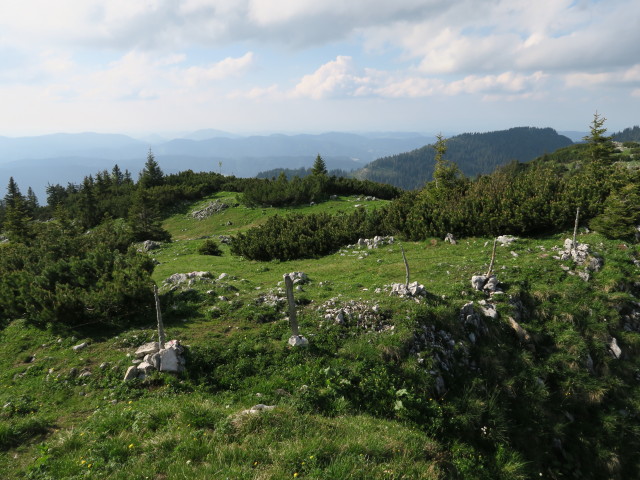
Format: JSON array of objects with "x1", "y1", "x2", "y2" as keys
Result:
[
  {"x1": 3, "y1": 177, "x2": 31, "y2": 242},
  {"x1": 138, "y1": 149, "x2": 164, "y2": 188}
]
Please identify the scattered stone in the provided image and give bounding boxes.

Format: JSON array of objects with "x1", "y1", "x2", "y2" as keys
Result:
[
  {"x1": 78, "y1": 370, "x2": 92, "y2": 378},
  {"x1": 72, "y1": 342, "x2": 88, "y2": 352},
  {"x1": 320, "y1": 299, "x2": 390, "y2": 331},
  {"x1": 471, "y1": 275, "x2": 501, "y2": 293},
  {"x1": 496, "y1": 235, "x2": 517, "y2": 246},
  {"x1": 578, "y1": 270, "x2": 590, "y2": 282},
  {"x1": 444, "y1": 233, "x2": 457, "y2": 245},
  {"x1": 478, "y1": 300, "x2": 499, "y2": 320},
  {"x1": 285, "y1": 272, "x2": 309, "y2": 285},
  {"x1": 471, "y1": 275, "x2": 486, "y2": 291},
  {"x1": 350, "y1": 236, "x2": 394, "y2": 249},
  {"x1": 164, "y1": 271, "x2": 212, "y2": 286},
  {"x1": 124, "y1": 340, "x2": 186, "y2": 380},
  {"x1": 138, "y1": 240, "x2": 161, "y2": 252},
  {"x1": 240, "y1": 404, "x2": 276, "y2": 415},
  {"x1": 508, "y1": 317, "x2": 532, "y2": 344},
  {"x1": 191, "y1": 200, "x2": 229, "y2": 220},
  {"x1": 390, "y1": 281, "x2": 426, "y2": 298},
  {"x1": 218, "y1": 235, "x2": 232, "y2": 244},
  {"x1": 218, "y1": 273, "x2": 229, "y2": 280},
  {"x1": 288, "y1": 335, "x2": 309, "y2": 347},
  {"x1": 135, "y1": 342, "x2": 159, "y2": 359},
  {"x1": 255, "y1": 292, "x2": 286, "y2": 307},
  {"x1": 124, "y1": 366, "x2": 138, "y2": 381},
  {"x1": 609, "y1": 337, "x2": 622, "y2": 359},
  {"x1": 586, "y1": 354, "x2": 594, "y2": 374}
]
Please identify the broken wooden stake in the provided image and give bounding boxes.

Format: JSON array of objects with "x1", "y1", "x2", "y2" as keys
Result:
[
  {"x1": 572, "y1": 207, "x2": 580, "y2": 255},
  {"x1": 284, "y1": 274, "x2": 308, "y2": 347},
  {"x1": 400, "y1": 244, "x2": 410, "y2": 288},
  {"x1": 284, "y1": 275, "x2": 299, "y2": 336},
  {"x1": 485, "y1": 238, "x2": 498, "y2": 278},
  {"x1": 153, "y1": 284, "x2": 166, "y2": 347}
]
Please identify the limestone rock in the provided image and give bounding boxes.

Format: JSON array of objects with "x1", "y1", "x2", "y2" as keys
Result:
[
  {"x1": 191, "y1": 200, "x2": 229, "y2": 220},
  {"x1": 390, "y1": 281, "x2": 426, "y2": 298},
  {"x1": 124, "y1": 366, "x2": 139, "y2": 381},
  {"x1": 496, "y1": 235, "x2": 517, "y2": 246},
  {"x1": 478, "y1": 300, "x2": 499, "y2": 320},
  {"x1": 508, "y1": 317, "x2": 531, "y2": 344},
  {"x1": 444, "y1": 233, "x2": 457, "y2": 244},
  {"x1": 471, "y1": 275, "x2": 486, "y2": 291},
  {"x1": 72, "y1": 342, "x2": 88, "y2": 352},
  {"x1": 139, "y1": 240, "x2": 161, "y2": 252},
  {"x1": 609, "y1": 337, "x2": 622, "y2": 359},
  {"x1": 483, "y1": 275, "x2": 500, "y2": 293},
  {"x1": 288, "y1": 335, "x2": 309, "y2": 347},
  {"x1": 285, "y1": 272, "x2": 309, "y2": 284},
  {"x1": 135, "y1": 342, "x2": 159, "y2": 359}
]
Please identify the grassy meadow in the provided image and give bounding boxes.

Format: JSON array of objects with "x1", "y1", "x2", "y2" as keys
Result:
[{"x1": 1, "y1": 193, "x2": 639, "y2": 479}]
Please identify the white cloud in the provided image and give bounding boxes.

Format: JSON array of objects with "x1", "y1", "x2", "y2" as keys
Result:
[
  {"x1": 565, "y1": 64, "x2": 640, "y2": 90},
  {"x1": 293, "y1": 56, "x2": 365, "y2": 99},
  {"x1": 183, "y1": 52, "x2": 254, "y2": 86}
]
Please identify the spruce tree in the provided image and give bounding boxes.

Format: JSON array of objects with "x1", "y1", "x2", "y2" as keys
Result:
[
  {"x1": 3, "y1": 177, "x2": 31, "y2": 242},
  {"x1": 138, "y1": 149, "x2": 164, "y2": 188},
  {"x1": 127, "y1": 187, "x2": 170, "y2": 241},
  {"x1": 312, "y1": 154, "x2": 328, "y2": 176},
  {"x1": 431, "y1": 134, "x2": 462, "y2": 191},
  {"x1": 583, "y1": 112, "x2": 616, "y2": 165}
]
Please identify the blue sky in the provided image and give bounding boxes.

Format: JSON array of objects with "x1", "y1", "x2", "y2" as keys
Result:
[{"x1": 0, "y1": 0, "x2": 638, "y2": 137}]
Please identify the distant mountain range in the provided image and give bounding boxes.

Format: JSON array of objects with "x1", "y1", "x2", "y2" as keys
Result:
[
  {"x1": 353, "y1": 127, "x2": 574, "y2": 190},
  {"x1": 0, "y1": 131, "x2": 433, "y2": 201},
  {"x1": 3, "y1": 125, "x2": 635, "y2": 203}
]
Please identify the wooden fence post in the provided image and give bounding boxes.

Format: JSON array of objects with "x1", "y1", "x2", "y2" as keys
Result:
[{"x1": 153, "y1": 284, "x2": 166, "y2": 347}]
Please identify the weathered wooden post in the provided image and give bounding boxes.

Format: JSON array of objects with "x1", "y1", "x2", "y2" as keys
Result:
[
  {"x1": 153, "y1": 284, "x2": 166, "y2": 347},
  {"x1": 400, "y1": 244, "x2": 410, "y2": 288},
  {"x1": 572, "y1": 207, "x2": 580, "y2": 256},
  {"x1": 284, "y1": 274, "x2": 308, "y2": 347},
  {"x1": 485, "y1": 238, "x2": 498, "y2": 278}
]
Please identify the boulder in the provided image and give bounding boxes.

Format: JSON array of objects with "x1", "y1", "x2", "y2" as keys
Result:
[
  {"x1": 471, "y1": 275, "x2": 486, "y2": 291},
  {"x1": 124, "y1": 366, "x2": 139, "y2": 381},
  {"x1": 483, "y1": 276, "x2": 500, "y2": 293},
  {"x1": 444, "y1": 233, "x2": 457, "y2": 244},
  {"x1": 609, "y1": 337, "x2": 622, "y2": 359},
  {"x1": 72, "y1": 342, "x2": 88, "y2": 352},
  {"x1": 497, "y1": 235, "x2": 517, "y2": 246},
  {"x1": 140, "y1": 240, "x2": 161, "y2": 252},
  {"x1": 135, "y1": 342, "x2": 159, "y2": 359},
  {"x1": 478, "y1": 301, "x2": 499, "y2": 320},
  {"x1": 158, "y1": 347, "x2": 185, "y2": 373},
  {"x1": 286, "y1": 272, "x2": 309, "y2": 284},
  {"x1": 164, "y1": 271, "x2": 212, "y2": 286},
  {"x1": 288, "y1": 335, "x2": 309, "y2": 347}
]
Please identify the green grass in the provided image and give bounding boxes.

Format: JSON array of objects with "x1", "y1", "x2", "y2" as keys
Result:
[{"x1": 1, "y1": 193, "x2": 639, "y2": 479}]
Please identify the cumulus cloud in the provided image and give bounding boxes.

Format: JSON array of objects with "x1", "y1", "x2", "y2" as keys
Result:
[
  {"x1": 1, "y1": 1, "x2": 638, "y2": 74},
  {"x1": 183, "y1": 52, "x2": 254, "y2": 86},
  {"x1": 272, "y1": 56, "x2": 549, "y2": 100},
  {"x1": 565, "y1": 64, "x2": 640, "y2": 89}
]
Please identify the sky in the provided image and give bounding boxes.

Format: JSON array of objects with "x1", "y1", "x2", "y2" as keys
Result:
[{"x1": 0, "y1": 0, "x2": 639, "y2": 137}]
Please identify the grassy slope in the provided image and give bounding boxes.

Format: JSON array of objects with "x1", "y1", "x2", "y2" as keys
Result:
[{"x1": 1, "y1": 193, "x2": 639, "y2": 479}]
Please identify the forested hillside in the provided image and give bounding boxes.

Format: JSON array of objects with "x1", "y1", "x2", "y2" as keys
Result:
[
  {"x1": 613, "y1": 125, "x2": 640, "y2": 142},
  {"x1": 355, "y1": 127, "x2": 573, "y2": 189}
]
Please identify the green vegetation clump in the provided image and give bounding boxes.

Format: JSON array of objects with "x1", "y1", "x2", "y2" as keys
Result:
[{"x1": 197, "y1": 239, "x2": 223, "y2": 256}]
